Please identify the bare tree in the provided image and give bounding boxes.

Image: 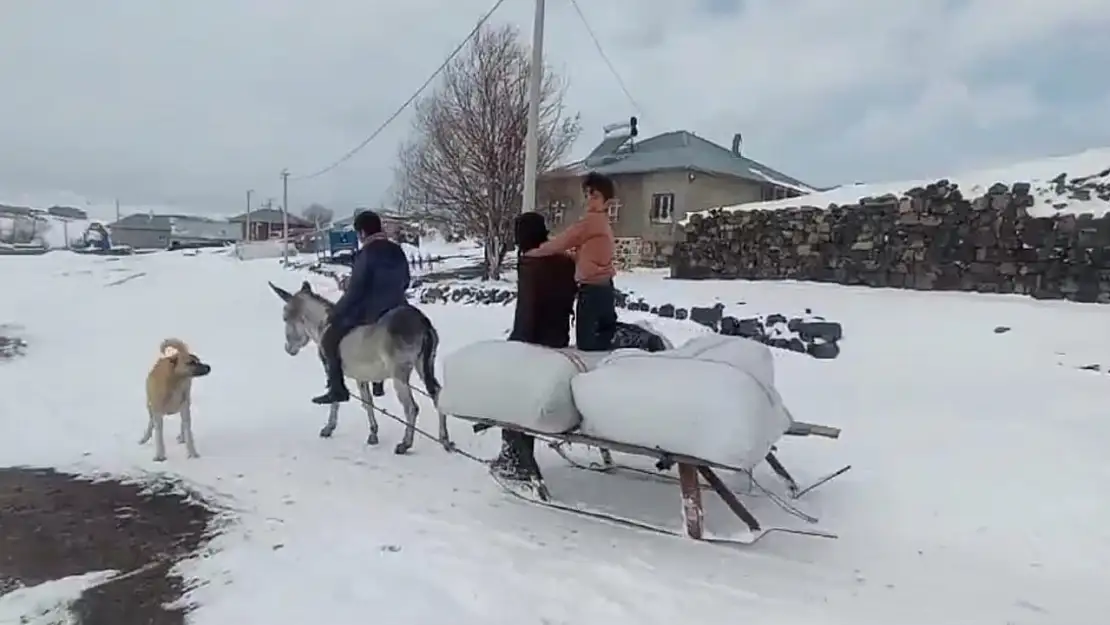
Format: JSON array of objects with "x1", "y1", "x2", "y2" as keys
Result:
[
  {"x1": 302, "y1": 203, "x2": 334, "y2": 228},
  {"x1": 394, "y1": 23, "x2": 580, "y2": 279}
]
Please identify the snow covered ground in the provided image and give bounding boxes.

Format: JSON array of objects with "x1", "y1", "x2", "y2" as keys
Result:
[
  {"x1": 2, "y1": 250, "x2": 1109, "y2": 624},
  {"x1": 687, "y1": 146, "x2": 1110, "y2": 221}
]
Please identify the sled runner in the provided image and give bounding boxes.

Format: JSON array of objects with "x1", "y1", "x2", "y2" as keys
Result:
[{"x1": 468, "y1": 418, "x2": 840, "y2": 546}]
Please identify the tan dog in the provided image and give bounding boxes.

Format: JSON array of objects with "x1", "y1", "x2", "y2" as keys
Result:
[{"x1": 140, "y1": 338, "x2": 211, "y2": 461}]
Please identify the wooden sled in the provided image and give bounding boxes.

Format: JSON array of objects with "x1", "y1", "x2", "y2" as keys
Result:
[{"x1": 463, "y1": 417, "x2": 843, "y2": 546}]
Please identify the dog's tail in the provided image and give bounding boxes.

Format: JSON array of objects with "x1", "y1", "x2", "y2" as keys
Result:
[
  {"x1": 417, "y1": 317, "x2": 441, "y2": 403},
  {"x1": 159, "y1": 338, "x2": 190, "y2": 358}
]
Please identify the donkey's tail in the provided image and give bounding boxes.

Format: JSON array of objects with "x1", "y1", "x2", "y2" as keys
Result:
[{"x1": 418, "y1": 316, "x2": 442, "y2": 402}]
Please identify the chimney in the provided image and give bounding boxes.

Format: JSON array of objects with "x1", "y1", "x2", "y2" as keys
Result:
[{"x1": 731, "y1": 133, "x2": 743, "y2": 156}]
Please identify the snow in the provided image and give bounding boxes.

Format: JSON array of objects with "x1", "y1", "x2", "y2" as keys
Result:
[
  {"x1": 0, "y1": 571, "x2": 117, "y2": 625},
  {"x1": 401, "y1": 234, "x2": 483, "y2": 262},
  {"x1": 2, "y1": 250, "x2": 1109, "y2": 624},
  {"x1": 684, "y1": 146, "x2": 1110, "y2": 223}
]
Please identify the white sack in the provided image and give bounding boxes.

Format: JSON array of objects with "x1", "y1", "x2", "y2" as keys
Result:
[
  {"x1": 601, "y1": 333, "x2": 775, "y2": 389},
  {"x1": 572, "y1": 337, "x2": 792, "y2": 470},
  {"x1": 438, "y1": 340, "x2": 606, "y2": 434}
]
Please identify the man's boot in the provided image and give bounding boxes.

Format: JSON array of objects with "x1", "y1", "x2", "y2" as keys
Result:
[
  {"x1": 371, "y1": 381, "x2": 385, "y2": 397},
  {"x1": 492, "y1": 431, "x2": 528, "y2": 481},
  {"x1": 312, "y1": 356, "x2": 351, "y2": 404}
]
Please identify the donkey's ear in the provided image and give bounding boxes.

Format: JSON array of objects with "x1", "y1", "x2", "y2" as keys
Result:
[
  {"x1": 300, "y1": 280, "x2": 313, "y2": 293},
  {"x1": 268, "y1": 281, "x2": 294, "y2": 302}
]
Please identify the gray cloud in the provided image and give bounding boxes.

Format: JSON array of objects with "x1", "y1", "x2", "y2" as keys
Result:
[{"x1": 1, "y1": 0, "x2": 1108, "y2": 218}]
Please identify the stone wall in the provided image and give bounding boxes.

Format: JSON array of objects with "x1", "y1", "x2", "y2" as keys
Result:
[
  {"x1": 613, "y1": 236, "x2": 641, "y2": 270},
  {"x1": 674, "y1": 180, "x2": 1110, "y2": 303}
]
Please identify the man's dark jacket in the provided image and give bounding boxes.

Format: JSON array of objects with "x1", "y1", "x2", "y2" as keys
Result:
[
  {"x1": 330, "y1": 236, "x2": 411, "y2": 328},
  {"x1": 509, "y1": 254, "x2": 577, "y2": 348}
]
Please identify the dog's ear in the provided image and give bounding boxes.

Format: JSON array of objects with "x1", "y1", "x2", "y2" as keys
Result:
[
  {"x1": 300, "y1": 280, "x2": 312, "y2": 293},
  {"x1": 269, "y1": 281, "x2": 294, "y2": 302}
]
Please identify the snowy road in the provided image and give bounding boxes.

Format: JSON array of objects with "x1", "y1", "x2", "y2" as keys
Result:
[{"x1": 1, "y1": 249, "x2": 1108, "y2": 624}]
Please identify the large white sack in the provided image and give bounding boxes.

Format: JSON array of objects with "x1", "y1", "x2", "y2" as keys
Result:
[
  {"x1": 572, "y1": 352, "x2": 792, "y2": 470},
  {"x1": 601, "y1": 333, "x2": 775, "y2": 389},
  {"x1": 438, "y1": 340, "x2": 606, "y2": 434}
]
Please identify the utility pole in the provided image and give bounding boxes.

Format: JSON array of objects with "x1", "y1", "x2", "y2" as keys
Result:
[
  {"x1": 245, "y1": 189, "x2": 254, "y2": 242},
  {"x1": 521, "y1": 0, "x2": 545, "y2": 214},
  {"x1": 280, "y1": 169, "x2": 290, "y2": 265},
  {"x1": 114, "y1": 199, "x2": 121, "y2": 222}
]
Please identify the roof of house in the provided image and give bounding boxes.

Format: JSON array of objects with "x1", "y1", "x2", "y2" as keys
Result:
[
  {"x1": 47, "y1": 205, "x2": 88, "y2": 220},
  {"x1": 108, "y1": 213, "x2": 229, "y2": 231},
  {"x1": 543, "y1": 130, "x2": 814, "y2": 192},
  {"x1": 228, "y1": 208, "x2": 312, "y2": 227}
]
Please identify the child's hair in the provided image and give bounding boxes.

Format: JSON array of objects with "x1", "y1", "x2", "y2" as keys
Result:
[{"x1": 582, "y1": 172, "x2": 616, "y2": 201}]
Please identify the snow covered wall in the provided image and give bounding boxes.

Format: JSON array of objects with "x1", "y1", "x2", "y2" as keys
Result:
[{"x1": 675, "y1": 148, "x2": 1110, "y2": 303}]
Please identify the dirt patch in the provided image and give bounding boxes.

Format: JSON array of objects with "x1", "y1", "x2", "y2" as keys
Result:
[
  {"x1": 0, "y1": 324, "x2": 27, "y2": 360},
  {"x1": 0, "y1": 467, "x2": 219, "y2": 625}
]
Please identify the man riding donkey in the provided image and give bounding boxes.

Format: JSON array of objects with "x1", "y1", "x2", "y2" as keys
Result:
[
  {"x1": 495, "y1": 172, "x2": 666, "y2": 483},
  {"x1": 312, "y1": 210, "x2": 410, "y2": 405}
]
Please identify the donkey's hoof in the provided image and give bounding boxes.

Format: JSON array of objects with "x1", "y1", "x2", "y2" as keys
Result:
[
  {"x1": 366, "y1": 432, "x2": 379, "y2": 445},
  {"x1": 319, "y1": 427, "x2": 335, "y2": 439},
  {"x1": 393, "y1": 443, "x2": 411, "y2": 455},
  {"x1": 440, "y1": 439, "x2": 456, "y2": 453}
]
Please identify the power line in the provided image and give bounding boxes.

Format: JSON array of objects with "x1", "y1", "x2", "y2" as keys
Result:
[
  {"x1": 566, "y1": 0, "x2": 644, "y2": 116},
  {"x1": 292, "y1": 0, "x2": 511, "y2": 181}
]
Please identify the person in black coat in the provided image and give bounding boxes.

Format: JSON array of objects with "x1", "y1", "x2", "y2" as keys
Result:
[
  {"x1": 492, "y1": 211, "x2": 578, "y2": 482},
  {"x1": 312, "y1": 210, "x2": 411, "y2": 405}
]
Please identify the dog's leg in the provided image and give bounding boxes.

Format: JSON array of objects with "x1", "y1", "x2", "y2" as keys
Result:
[
  {"x1": 177, "y1": 416, "x2": 187, "y2": 444},
  {"x1": 320, "y1": 403, "x2": 339, "y2": 438},
  {"x1": 356, "y1": 381, "x2": 379, "y2": 445},
  {"x1": 151, "y1": 410, "x2": 167, "y2": 462},
  {"x1": 393, "y1": 372, "x2": 419, "y2": 455},
  {"x1": 180, "y1": 403, "x2": 200, "y2": 458},
  {"x1": 139, "y1": 408, "x2": 155, "y2": 445}
]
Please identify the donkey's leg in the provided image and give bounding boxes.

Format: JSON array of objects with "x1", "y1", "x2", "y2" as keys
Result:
[
  {"x1": 356, "y1": 381, "x2": 379, "y2": 445},
  {"x1": 319, "y1": 402, "x2": 340, "y2": 438},
  {"x1": 392, "y1": 370, "x2": 420, "y2": 455},
  {"x1": 414, "y1": 349, "x2": 450, "y2": 449}
]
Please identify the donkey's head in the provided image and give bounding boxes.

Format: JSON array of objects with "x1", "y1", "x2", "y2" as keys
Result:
[{"x1": 268, "y1": 280, "x2": 329, "y2": 356}]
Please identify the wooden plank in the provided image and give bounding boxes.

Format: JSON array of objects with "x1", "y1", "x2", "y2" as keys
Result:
[
  {"x1": 698, "y1": 466, "x2": 761, "y2": 532},
  {"x1": 786, "y1": 421, "x2": 841, "y2": 439},
  {"x1": 676, "y1": 464, "x2": 704, "y2": 540}
]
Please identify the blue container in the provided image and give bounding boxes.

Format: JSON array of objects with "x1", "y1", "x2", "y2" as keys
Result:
[{"x1": 328, "y1": 229, "x2": 358, "y2": 255}]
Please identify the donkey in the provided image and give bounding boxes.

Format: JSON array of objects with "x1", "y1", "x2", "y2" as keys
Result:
[{"x1": 268, "y1": 280, "x2": 450, "y2": 454}]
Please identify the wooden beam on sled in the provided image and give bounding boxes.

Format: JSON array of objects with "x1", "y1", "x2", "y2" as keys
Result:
[{"x1": 785, "y1": 421, "x2": 840, "y2": 439}]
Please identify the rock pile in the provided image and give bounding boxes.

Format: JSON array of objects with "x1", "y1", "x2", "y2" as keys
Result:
[{"x1": 408, "y1": 280, "x2": 844, "y2": 359}]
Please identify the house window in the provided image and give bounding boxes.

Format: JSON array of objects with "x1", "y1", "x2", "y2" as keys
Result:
[
  {"x1": 607, "y1": 198, "x2": 622, "y2": 223},
  {"x1": 650, "y1": 193, "x2": 675, "y2": 223},
  {"x1": 545, "y1": 201, "x2": 567, "y2": 226},
  {"x1": 761, "y1": 185, "x2": 797, "y2": 201}
]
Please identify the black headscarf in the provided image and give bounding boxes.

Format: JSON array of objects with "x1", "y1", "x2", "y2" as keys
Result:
[{"x1": 514, "y1": 211, "x2": 549, "y2": 254}]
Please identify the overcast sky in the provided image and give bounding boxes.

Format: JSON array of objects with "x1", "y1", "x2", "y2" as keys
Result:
[{"x1": 1, "y1": 0, "x2": 1108, "y2": 217}]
